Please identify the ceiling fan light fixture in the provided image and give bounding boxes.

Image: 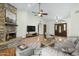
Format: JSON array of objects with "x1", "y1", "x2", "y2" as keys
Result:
[{"x1": 38, "y1": 13, "x2": 42, "y2": 16}]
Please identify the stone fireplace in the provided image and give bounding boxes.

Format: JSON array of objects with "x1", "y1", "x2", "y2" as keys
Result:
[{"x1": 0, "y1": 3, "x2": 17, "y2": 41}]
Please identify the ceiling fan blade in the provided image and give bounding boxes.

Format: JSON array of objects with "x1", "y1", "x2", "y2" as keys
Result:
[
  {"x1": 34, "y1": 14, "x2": 38, "y2": 16},
  {"x1": 42, "y1": 13, "x2": 48, "y2": 15},
  {"x1": 32, "y1": 11, "x2": 36, "y2": 13}
]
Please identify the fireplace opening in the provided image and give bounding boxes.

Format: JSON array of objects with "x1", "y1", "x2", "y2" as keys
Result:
[{"x1": 6, "y1": 32, "x2": 16, "y2": 41}]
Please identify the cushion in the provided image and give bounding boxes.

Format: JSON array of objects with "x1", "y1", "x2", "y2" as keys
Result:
[
  {"x1": 72, "y1": 42, "x2": 79, "y2": 56},
  {"x1": 72, "y1": 50, "x2": 79, "y2": 56},
  {"x1": 62, "y1": 40, "x2": 75, "y2": 48},
  {"x1": 41, "y1": 47, "x2": 69, "y2": 56},
  {"x1": 34, "y1": 48, "x2": 41, "y2": 55},
  {"x1": 67, "y1": 37, "x2": 78, "y2": 44},
  {"x1": 75, "y1": 41, "x2": 79, "y2": 50},
  {"x1": 18, "y1": 44, "x2": 28, "y2": 50},
  {"x1": 62, "y1": 40, "x2": 75, "y2": 53},
  {"x1": 19, "y1": 47, "x2": 34, "y2": 56},
  {"x1": 62, "y1": 47, "x2": 75, "y2": 53},
  {"x1": 74, "y1": 39, "x2": 79, "y2": 45},
  {"x1": 54, "y1": 42, "x2": 63, "y2": 51}
]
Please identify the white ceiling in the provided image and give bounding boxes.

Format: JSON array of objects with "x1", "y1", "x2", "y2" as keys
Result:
[{"x1": 11, "y1": 3, "x2": 76, "y2": 20}]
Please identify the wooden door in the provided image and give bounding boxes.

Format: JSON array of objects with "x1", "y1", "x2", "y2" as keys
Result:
[
  {"x1": 38, "y1": 24, "x2": 39, "y2": 35},
  {"x1": 54, "y1": 23, "x2": 67, "y2": 37}
]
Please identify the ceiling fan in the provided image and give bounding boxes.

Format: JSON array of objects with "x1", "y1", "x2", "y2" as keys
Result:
[{"x1": 32, "y1": 3, "x2": 48, "y2": 17}]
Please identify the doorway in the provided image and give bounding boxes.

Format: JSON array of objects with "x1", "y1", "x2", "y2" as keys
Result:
[
  {"x1": 43, "y1": 24, "x2": 47, "y2": 38},
  {"x1": 54, "y1": 23, "x2": 67, "y2": 37}
]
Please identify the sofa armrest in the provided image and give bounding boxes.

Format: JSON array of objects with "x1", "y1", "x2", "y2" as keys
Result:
[{"x1": 17, "y1": 47, "x2": 34, "y2": 56}]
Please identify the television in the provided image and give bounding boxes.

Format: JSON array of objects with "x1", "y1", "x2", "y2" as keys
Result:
[{"x1": 27, "y1": 26, "x2": 35, "y2": 32}]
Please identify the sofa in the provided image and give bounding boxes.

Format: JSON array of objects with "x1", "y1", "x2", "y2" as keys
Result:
[
  {"x1": 54, "y1": 36, "x2": 79, "y2": 56},
  {"x1": 16, "y1": 42, "x2": 41, "y2": 56}
]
